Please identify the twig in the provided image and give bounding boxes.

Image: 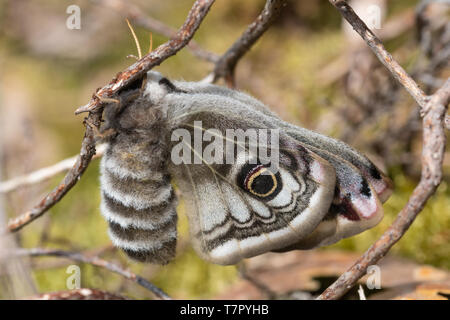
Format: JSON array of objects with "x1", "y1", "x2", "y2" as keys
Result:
[
  {"x1": 318, "y1": 79, "x2": 449, "y2": 300},
  {"x1": 416, "y1": 0, "x2": 434, "y2": 57},
  {"x1": 0, "y1": 145, "x2": 106, "y2": 194},
  {"x1": 93, "y1": 0, "x2": 219, "y2": 62},
  {"x1": 6, "y1": 111, "x2": 101, "y2": 233},
  {"x1": 75, "y1": 0, "x2": 215, "y2": 115},
  {"x1": 237, "y1": 262, "x2": 277, "y2": 300},
  {"x1": 329, "y1": 0, "x2": 429, "y2": 109},
  {"x1": 211, "y1": 0, "x2": 287, "y2": 87},
  {"x1": 317, "y1": 1, "x2": 450, "y2": 300},
  {"x1": 318, "y1": 8, "x2": 416, "y2": 85},
  {"x1": 9, "y1": 248, "x2": 171, "y2": 300},
  {"x1": 5, "y1": 0, "x2": 215, "y2": 233}
]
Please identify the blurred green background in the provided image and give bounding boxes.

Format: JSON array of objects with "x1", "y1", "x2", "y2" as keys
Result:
[{"x1": 0, "y1": 0, "x2": 448, "y2": 299}]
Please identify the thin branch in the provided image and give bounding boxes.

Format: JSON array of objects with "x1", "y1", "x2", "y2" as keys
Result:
[
  {"x1": 76, "y1": 0, "x2": 215, "y2": 115},
  {"x1": 211, "y1": 0, "x2": 288, "y2": 87},
  {"x1": 5, "y1": 0, "x2": 215, "y2": 233},
  {"x1": 318, "y1": 8, "x2": 416, "y2": 85},
  {"x1": 317, "y1": 0, "x2": 450, "y2": 300},
  {"x1": 415, "y1": 0, "x2": 432, "y2": 55},
  {"x1": 0, "y1": 145, "x2": 106, "y2": 194},
  {"x1": 237, "y1": 262, "x2": 277, "y2": 300},
  {"x1": 9, "y1": 248, "x2": 171, "y2": 300},
  {"x1": 93, "y1": 0, "x2": 219, "y2": 62},
  {"x1": 329, "y1": 0, "x2": 429, "y2": 109},
  {"x1": 318, "y1": 79, "x2": 449, "y2": 300},
  {"x1": 5, "y1": 111, "x2": 101, "y2": 233}
]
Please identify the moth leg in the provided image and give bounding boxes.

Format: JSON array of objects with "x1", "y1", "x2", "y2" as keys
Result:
[
  {"x1": 84, "y1": 118, "x2": 117, "y2": 142},
  {"x1": 95, "y1": 93, "x2": 120, "y2": 105},
  {"x1": 97, "y1": 93, "x2": 127, "y2": 124},
  {"x1": 97, "y1": 91, "x2": 141, "y2": 136}
]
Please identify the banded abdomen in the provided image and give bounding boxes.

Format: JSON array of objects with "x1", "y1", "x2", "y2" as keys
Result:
[{"x1": 99, "y1": 138, "x2": 177, "y2": 265}]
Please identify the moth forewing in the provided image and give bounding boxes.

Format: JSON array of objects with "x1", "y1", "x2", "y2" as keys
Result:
[
  {"x1": 283, "y1": 125, "x2": 394, "y2": 203},
  {"x1": 167, "y1": 113, "x2": 338, "y2": 265}
]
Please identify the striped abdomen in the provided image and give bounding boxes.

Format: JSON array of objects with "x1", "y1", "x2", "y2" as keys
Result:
[{"x1": 100, "y1": 140, "x2": 177, "y2": 265}]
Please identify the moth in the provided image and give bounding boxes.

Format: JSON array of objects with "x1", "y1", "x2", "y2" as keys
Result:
[{"x1": 98, "y1": 71, "x2": 393, "y2": 265}]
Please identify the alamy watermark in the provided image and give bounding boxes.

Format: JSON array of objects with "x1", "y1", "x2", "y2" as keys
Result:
[
  {"x1": 170, "y1": 121, "x2": 280, "y2": 173},
  {"x1": 66, "y1": 265, "x2": 81, "y2": 289},
  {"x1": 66, "y1": 5, "x2": 81, "y2": 30},
  {"x1": 365, "y1": 4, "x2": 382, "y2": 30},
  {"x1": 366, "y1": 264, "x2": 381, "y2": 289},
  {"x1": 357, "y1": 264, "x2": 382, "y2": 299}
]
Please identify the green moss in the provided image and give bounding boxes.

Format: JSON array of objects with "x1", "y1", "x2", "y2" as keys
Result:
[{"x1": 151, "y1": 248, "x2": 238, "y2": 299}]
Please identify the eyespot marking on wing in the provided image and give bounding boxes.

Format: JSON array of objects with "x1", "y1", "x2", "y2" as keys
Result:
[{"x1": 237, "y1": 163, "x2": 282, "y2": 201}]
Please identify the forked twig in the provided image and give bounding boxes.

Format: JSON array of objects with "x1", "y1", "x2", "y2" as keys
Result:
[{"x1": 210, "y1": 0, "x2": 288, "y2": 87}]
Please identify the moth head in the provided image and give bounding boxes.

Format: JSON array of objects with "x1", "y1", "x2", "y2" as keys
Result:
[{"x1": 102, "y1": 71, "x2": 182, "y2": 135}]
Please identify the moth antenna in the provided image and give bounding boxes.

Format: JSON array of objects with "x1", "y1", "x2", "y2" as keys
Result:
[
  {"x1": 137, "y1": 33, "x2": 151, "y2": 93},
  {"x1": 148, "y1": 32, "x2": 153, "y2": 54},
  {"x1": 126, "y1": 18, "x2": 142, "y2": 60}
]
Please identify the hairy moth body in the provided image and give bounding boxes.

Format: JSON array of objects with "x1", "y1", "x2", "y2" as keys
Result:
[{"x1": 99, "y1": 95, "x2": 177, "y2": 264}]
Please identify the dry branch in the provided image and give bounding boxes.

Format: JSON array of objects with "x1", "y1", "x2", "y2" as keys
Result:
[
  {"x1": 5, "y1": 0, "x2": 215, "y2": 234},
  {"x1": 237, "y1": 262, "x2": 277, "y2": 300},
  {"x1": 0, "y1": 145, "x2": 106, "y2": 194},
  {"x1": 93, "y1": 0, "x2": 219, "y2": 62},
  {"x1": 329, "y1": 0, "x2": 429, "y2": 109},
  {"x1": 317, "y1": 0, "x2": 450, "y2": 300},
  {"x1": 319, "y1": 79, "x2": 449, "y2": 300},
  {"x1": 6, "y1": 111, "x2": 101, "y2": 233},
  {"x1": 10, "y1": 248, "x2": 171, "y2": 300},
  {"x1": 318, "y1": 8, "x2": 416, "y2": 85},
  {"x1": 76, "y1": 0, "x2": 215, "y2": 115},
  {"x1": 210, "y1": 0, "x2": 287, "y2": 86}
]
